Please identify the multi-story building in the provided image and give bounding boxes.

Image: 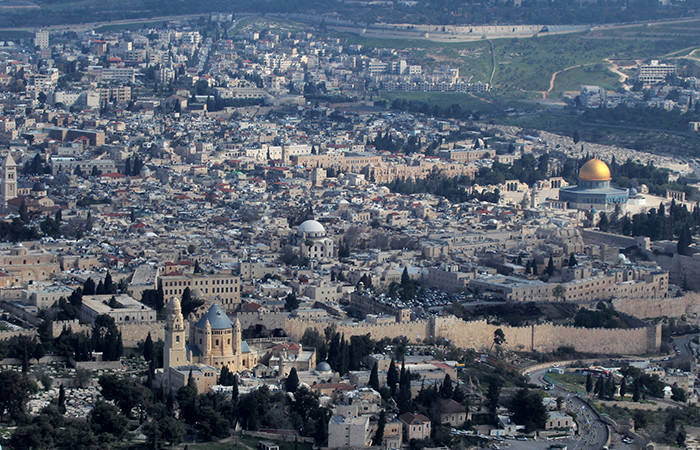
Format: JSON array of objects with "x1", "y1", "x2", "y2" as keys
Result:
[
  {"x1": 34, "y1": 30, "x2": 49, "y2": 49},
  {"x1": 638, "y1": 60, "x2": 676, "y2": 84},
  {"x1": 328, "y1": 414, "x2": 372, "y2": 449},
  {"x1": 160, "y1": 271, "x2": 241, "y2": 312}
]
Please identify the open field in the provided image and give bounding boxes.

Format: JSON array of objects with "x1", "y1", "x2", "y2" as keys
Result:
[
  {"x1": 188, "y1": 436, "x2": 313, "y2": 450},
  {"x1": 335, "y1": 19, "x2": 700, "y2": 94},
  {"x1": 0, "y1": 30, "x2": 32, "y2": 40},
  {"x1": 496, "y1": 110, "x2": 700, "y2": 157},
  {"x1": 94, "y1": 20, "x2": 169, "y2": 33},
  {"x1": 548, "y1": 64, "x2": 622, "y2": 98},
  {"x1": 377, "y1": 91, "x2": 538, "y2": 115}
]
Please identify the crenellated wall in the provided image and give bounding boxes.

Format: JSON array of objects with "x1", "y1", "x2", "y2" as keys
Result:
[
  {"x1": 613, "y1": 293, "x2": 700, "y2": 319},
  {"x1": 286, "y1": 316, "x2": 660, "y2": 355}
]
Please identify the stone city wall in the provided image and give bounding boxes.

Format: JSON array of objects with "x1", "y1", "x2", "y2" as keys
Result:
[
  {"x1": 119, "y1": 321, "x2": 165, "y2": 346},
  {"x1": 52, "y1": 319, "x2": 164, "y2": 347},
  {"x1": 580, "y1": 229, "x2": 640, "y2": 249},
  {"x1": 237, "y1": 311, "x2": 288, "y2": 331},
  {"x1": 653, "y1": 253, "x2": 700, "y2": 291},
  {"x1": 0, "y1": 329, "x2": 36, "y2": 340},
  {"x1": 613, "y1": 293, "x2": 700, "y2": 319},
  {"x1": 286, "y1": 316, "x2": 660, "y2": 355}
]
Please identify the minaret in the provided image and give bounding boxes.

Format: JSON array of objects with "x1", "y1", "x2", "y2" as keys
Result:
[
  {"x1": 1, "y1": 153, "x2": 17, "y2": 211},
  {"x1": 164, "y1": 298, "x2": 187, "y2": 371}
]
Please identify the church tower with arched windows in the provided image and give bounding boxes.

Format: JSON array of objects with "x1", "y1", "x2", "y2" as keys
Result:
[
  {"x1": 162, "y1": 302, "x2": 257, "y2": 390},
  {"x1": 1, "y1": 153, "x2": 17, "y2": 212},
  {"x1": 164, "y1": 298, "x2": 188, "y2": 370}
]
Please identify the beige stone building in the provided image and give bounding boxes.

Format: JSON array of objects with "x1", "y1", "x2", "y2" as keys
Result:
[
  {"x1": 327, "y1": 414, "x2": 372, "y2": 449},
  {"x1": 160, "y1": 271, "x2": 241, "y2": 313},
  {"x1": 0, "y1": 243, "x2": 60, "y2": 283},
  {"x1": 398, "y1": 412, "x2": 431, "y2": 441},
  {"x1": 163, "y1": 299, "x2": 258, "y2": 389}
]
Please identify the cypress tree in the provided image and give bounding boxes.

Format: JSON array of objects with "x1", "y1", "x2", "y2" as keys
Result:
[
  {"x1": 633, "y1": 378, "x2": 641, "y2": 402},
  {"x1": 369, "y1": 363, "x2": 379, "y2": 391},
  {"x1": 373, "y1": 410, "x2": 386, "y2": 446},
  {"x1": 440, "y1": 374, "x2": 454, "y2": 399},
  {"x1": 594, "y1": 376, "x2": 604, "y2": 397},
  {"x1": 585, "y1": 372, "x2": 593, "y2": 393},
  {"x1": 285, "y1": 367, "x2": 299, "y2": 393},
  {"x1": 232, "y1": 374, "x2": 239, "y2": 403},
  {"x1": 619, "y1": 377, "x2": 627, "y2": 399},
  {"x1": 58, "y1": 384, "x2": 66, "y2": 414},
  {"x1": 387, "y1": 359, "x2": 398, "y2": 397},
  {"x1": 144, "y1": 332, "x2": 153, "y2": 363}
]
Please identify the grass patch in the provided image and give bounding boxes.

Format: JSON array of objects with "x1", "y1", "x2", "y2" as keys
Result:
[
  {"x1": 94, "y1": 20, "x2": 168, "y2": 33},
  {"x1": 549, "y1": 64, "x2": 621, "y2": 98},
  {"x1": 379, "y1": 90, "x2": 533, "y2": 114},
  {"x1": 546, "y1": 372, "x2": 588, "y2": 394},
  {"x1": 335, "y1": 20, "x2": 700, "y2": 94},
  {"x1": 0, "y1": 30, "x2": 32, "y2": 40},
  {"x1": 188, "y1": 436, "x2": 313, "y2": 450}
]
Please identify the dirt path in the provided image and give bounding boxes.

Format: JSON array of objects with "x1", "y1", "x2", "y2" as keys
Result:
[
  {"x1": 604, "y1": 58, "x2": 630, "y2": 84},
  {"x1": 543, "y1": 64, "x2": 585, "y2": 99}
]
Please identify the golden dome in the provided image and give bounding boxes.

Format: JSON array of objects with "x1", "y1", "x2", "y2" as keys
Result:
[{"x1": 579, "y1": 158, "x2": 611, "y2": 181}]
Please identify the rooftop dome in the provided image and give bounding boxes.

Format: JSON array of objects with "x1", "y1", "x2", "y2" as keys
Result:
[
  {"x1": 195, "y1": 304, "x2": 233, "y2": 330},
  {"x1": 297, "y1": 219, "x2": 325, "y2": 234},
  {"x1": 32, "y1": 182, "x2": 45, "y2": 192},
  {"x1": 579, "y1": 158, "x2": 611, "y2": 181},
  {"x1": 316, "y1": 361, "x2": 332, "y2": 373}
]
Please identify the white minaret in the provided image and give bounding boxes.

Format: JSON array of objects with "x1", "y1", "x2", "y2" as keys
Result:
[{"x1": 1, "y1": 153, "x2": 17, "y2": 212}]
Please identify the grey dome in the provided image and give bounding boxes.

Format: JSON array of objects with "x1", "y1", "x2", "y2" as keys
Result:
[
  {"x1": 316, "y1": 361, "x2": 332, "y2": 372},
  {"x1": 32, "y1": 182, "x2": 45, "y2": 192},
  {"x1": 298, "y1": 220, "x2": 325, "y2": 234},
  {"x1": 195, "y1": 304, "x2": 233, "y2": 330}
]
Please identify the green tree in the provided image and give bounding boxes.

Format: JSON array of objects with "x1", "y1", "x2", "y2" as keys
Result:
[
  {"x1": 180, "y1": 287, "x2": 203, "y2": 317},
  {"x1": 671, "y1": 385, "x2": 687, "y2": 402},
  {"x1": 285, "y1": 292, "x2": 299, "y2": 312},
  {"x1": 568, "y1": 253, "x2": 578, "y2": 267},
  {"x1": 387, "y1": 358, "x2": 398, "y2": 397},
  {"x1": 369, "y1": 362, "x2": 379, "y2": 391},
  {"x1": 546, "y1": 255, "x2": 554, "y2": 276},
  {"x1": 373, "y1": 410, "x2": 386, "y2": 446},
  {"x1": 83, "y1": 277, "x2": 96, "y2": 295},
  {"x1": 619, "y1": 377, "x2": 627, "y2": 399},
  {"x1": 143, "y1": 332, "x2": 153, "y2": 364},
  {"x1": 595, "y1": 376, "x2": 605, "y2": 398},
  {"x1": 89, "y1": 399, "x2": 128, "y2": 439},
  {"x1": 0, "y1": 371, "x2": 38, "y2": 422},
  {"x1": 103, "y1": 271, "x2": 116, "y2": 294},
  {"x1": 509, "y1": 388, "x2": 547, "y2": 432},
  {"x1": 553, "y1": 284, "x2": 566, "y2": 302},
  {"x1": 285, "y1": 367, "x2": 300, "y2": 393},
  {"x1": 598, "y1": 212, "x2": 609, "y2": 232},
  {"x1": 397, "y1": 365, "x2": 412, "y2": 413},
  {"x1": 440, "y1": 374, "x2": 454, "y2": 399},
  {"x1": 633, "y1": 378, "x2": 641, "y2": 402},
  {"x1": 160, "y1": 415, "x2": 185, "y2": 446},
  {"x1": 92, "y1": 315, "x2": 122, "y2": 361},
  {"x1": 487, "y1": 378, "x2": 502, "y2": 413},
  {"x1": 58, "y1": 384, "x2": 66, "y2": 414},
  {"x1": 677, "y1": 227, "x2": 692, "y2": 255}
]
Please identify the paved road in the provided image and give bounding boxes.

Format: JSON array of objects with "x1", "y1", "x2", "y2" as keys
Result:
[{"x1": 526, "y1": 367, "x2": 609, "y2": 450}]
